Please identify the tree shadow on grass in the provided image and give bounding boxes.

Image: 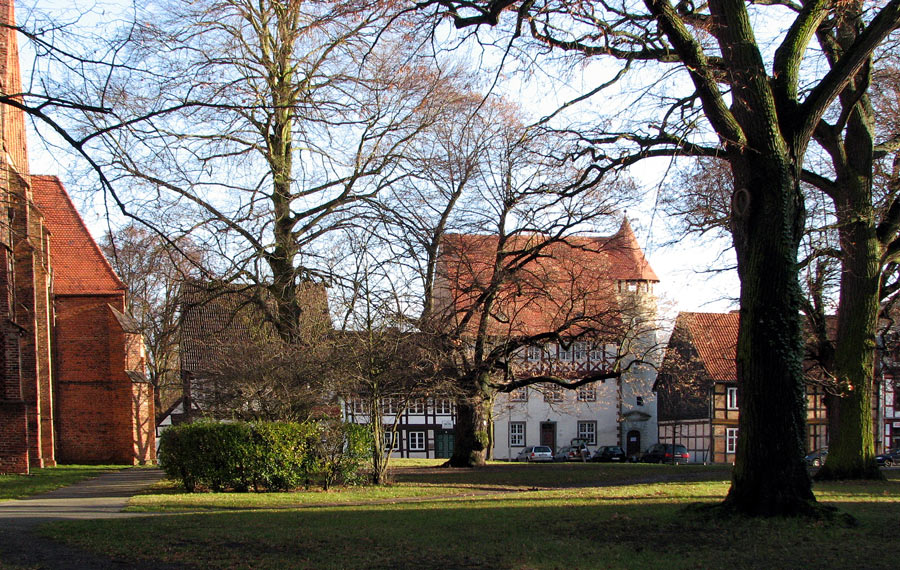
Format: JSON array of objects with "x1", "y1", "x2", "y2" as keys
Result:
[{"x1": 38, "y1": 490, "x2": 899, "y2": 569}]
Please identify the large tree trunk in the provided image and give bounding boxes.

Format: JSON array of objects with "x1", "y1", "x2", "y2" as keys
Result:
[
  {"x1": 814, "y1": 49, "x2": 882, "y2": 480},
  {"x1": 724, "y1": 154, "x2": 817, "y2": 515},
  {"x1": 816, "y1": 133, "x2": 882, "y2": 481},
  {"x1": 449, "y1": 376, "x2": 492, "y2": 467}
]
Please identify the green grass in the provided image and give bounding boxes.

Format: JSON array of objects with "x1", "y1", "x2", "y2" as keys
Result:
[
  {"x1": 127, "y1": 461, "x2": 732, "y2": 512},
  {"x1": 35, "y1": 464, "x2": 900, "y2": 568},
  {"x1": 0, "y1": 465, "x2": 129, "y2": 501}
]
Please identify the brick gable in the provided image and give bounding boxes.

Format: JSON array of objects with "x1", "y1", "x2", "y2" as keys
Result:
[{"x1": 30, "y1": 175, "x2": 126, "y2": 296}]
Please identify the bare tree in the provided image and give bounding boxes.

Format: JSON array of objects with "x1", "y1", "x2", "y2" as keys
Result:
[
  {"x1": 367, "y1": 94, "x2": 656, "y2": 467},
  {"x1": 53, "y1": 0, "x2": 455, "y2": 342},
  {"x1": 100, "y1": 223, "x2": 206, "y2": 421},
  {"x1": 326, "y1": 228, "x2": 458, "y2": 484}
]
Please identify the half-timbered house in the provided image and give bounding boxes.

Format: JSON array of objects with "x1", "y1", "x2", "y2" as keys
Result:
[
  {"x1": 434, "y1": 220, "x2": 662, "y2": 460},
  {"x1": 655, "y1": 312, "x2": 828, "y2": 464}
]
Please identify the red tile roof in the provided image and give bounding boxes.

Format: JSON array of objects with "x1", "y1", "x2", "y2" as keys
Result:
[
  {"x1": 677, "y1": 312, "x2": 739, "y2": 381},
  {"x1": 435, "y1": 219, "x2": 658, "y2": 336},
  {"x1": 31, "y1": 175, "x2": 125, "y2": 295}
]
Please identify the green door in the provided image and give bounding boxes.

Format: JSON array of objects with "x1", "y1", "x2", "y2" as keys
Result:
[{"x1": 435, "y1": 430, "x2": 454, "y2": 458}]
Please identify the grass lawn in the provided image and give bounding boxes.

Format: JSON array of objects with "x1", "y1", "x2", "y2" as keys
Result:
[
  {"x1": 38, "y1": 463, "x2": 900, "y2": 569},
  {"x1": 0, "y1": 465, "x2": 129, "y2": 501}
]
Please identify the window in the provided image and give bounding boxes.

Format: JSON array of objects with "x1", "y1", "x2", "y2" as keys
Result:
[
  {"x1": 383, "y1": 431, "x2": 398, "y2": 450},
  {"x1": 544, "y1": 384, "x2": 564, "y2": 402},
  {"x1": 577, "y1": 421, "x2": 597, "y2": 445},
  {"x1": 527, "y1": 345, "x2": 543, "y2": 362},
  {"x1": 408, "y1": 399, "x2": 425, "y2": 415},
  {"x1": 726, "y1": 386, "x2": 738, "y2": 410},
  {"x1": 591, "y1": 343, "x2": 618, "y2": 365},
  {"x1": 509, "y1": 422, "x2": 525, "y2": 447},
  {"x1": 577, "y1": 385, "x2": 596, "y2": 402},
  {"x1": 380, "y1": 398, "x2": 396, "y2": 415},
  {"x1": 726, "y1": 428, "x2": 738, "y2": 454},
  {"x1": 558, "y1": 343, "x2": 573, "y2": 361},
  {"x1": 573, "y1": 342, "x2": 588, "y2": 361},
  {"x1": 510, "y1": 387, "x2": 528, "y2": 402},
  {"x1": 408, "y1": 431, "x2": 426, "y2": 451},
  {"x1": 349, "y1": 399, "x2": 366, "y2": 415},
  {"x1": 434, "y1": 399, "x2": 453, "y2": 415}
]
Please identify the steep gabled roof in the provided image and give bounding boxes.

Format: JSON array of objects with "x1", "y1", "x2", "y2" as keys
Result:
[
  {"x1": 435, "y1": 219, "x2": 658, "y2": 336},
  {"x1": 30, "y1": 175, "x2": 125, "y2": 296},
  {"x1": 675, "y1": 312, "x2": 739, "y2": 382}
]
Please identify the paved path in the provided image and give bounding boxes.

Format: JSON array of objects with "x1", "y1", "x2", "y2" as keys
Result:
[{"x1": 0, "y1": 467, "x2": 179, "y2": 570}]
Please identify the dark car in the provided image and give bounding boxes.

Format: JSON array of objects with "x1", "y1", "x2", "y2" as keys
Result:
[
  {"x1": 554, "y1": 445, "x2": 590, "y2": 462},
  {"x1": 876, "y1": 448, "x2": 900, "y2": 467},
  {"x1": 805, "y1": 447, "x2": 828, "y2": 467},
  {"x1": 592, "y1": 445, "x2": 626, "y2": 462},
  {"x1": 639, "y1": 443, "x2": 690, "y2": 464}
]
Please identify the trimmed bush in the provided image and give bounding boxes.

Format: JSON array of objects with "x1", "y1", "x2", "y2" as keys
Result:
[
  {"x1": 158, "y1": 420, "x2": 319, "y2": 492},
  {"x1": 158, "y1": 420, "x2": 374, "y2": 492}
]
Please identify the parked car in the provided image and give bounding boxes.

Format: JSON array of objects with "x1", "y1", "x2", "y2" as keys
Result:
[
  {"x1": 592, "y1": 445, "x2": 626, "y2": 462},
  {"x1": 554, "y1": 445, "x2": 591, "y2": 462},
  {"x1": 805, "y1": 447, "x2": 828, "y2": 467},
  {"x1": 515, "y1": 446, "x2": 554, "y2": 462},
  {"x1": 639, "y1": 443, "x2": 690, "y2": 464},
  {"x1": 876, "y1": 448, "x2": 900, "y2": 467}
]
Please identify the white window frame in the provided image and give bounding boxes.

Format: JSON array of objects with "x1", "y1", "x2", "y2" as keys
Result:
[
  {"x1": 408, "y1": 399, "x2": 425, "y2": 415},
  {"x1": 510, "y1": 387, "x2": 528, "y2": 402},
  {"x1": 509, "y1": 422, "x2": 526, "y2": 447},
  {"x1": 350, "y1": 398, "x2": 366, "y2": 415},
  {"x1": 527, "y1": 345, "x2": 543, "y2": 362},
  {"x1": 726, "y1": 386, "x2": 738, "y2": 410},
  {"x1": 576, "y1": 385, "x2": 596, "y2": 402},
  {"x1": 408, "y1": 431, "x2": 426, "y2": 451},
  {"x1": 573, "y1": 341, "x2": 588, "y2": 361},
  {"x1": 726, "y1": 428, "x2": 738, "y2": 454},
  {"x1": 544, "y1": 384, "x2": 564, "y2": 402},
  {"x1": 383, "y1": 430, "x2": 398, "y2": 450},
  {"x1": 577, "y1": 421, "x2": 597, "y2": 445},
  {"x1": 558, "y1": 343, "x2": 573, "y2": 361},
  {"x1": 434, "y1": 398, "x2": 453, "y2": 415},
  {"x1": 381, "y1": 398, "x2": 397, "y2": 415}
]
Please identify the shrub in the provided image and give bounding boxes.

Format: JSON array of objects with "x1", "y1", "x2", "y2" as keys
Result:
[
  {"x1": 311, "y1": 420, "x2": 373, "y2": 490},
  {"x1": 158, "y1": 420, "x2": 320, "y2": 492}
]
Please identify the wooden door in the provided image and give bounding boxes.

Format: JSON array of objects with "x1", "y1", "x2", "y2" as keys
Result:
[
  {"x1": 626, "y1": 430, "x2": 641, "y2": 458},
  {"x1": 540, "y1": 422, "x2": 557, "y2": 453},
  {"x1": 435, "y1": 430, "x2": 454, "y2": 459}
]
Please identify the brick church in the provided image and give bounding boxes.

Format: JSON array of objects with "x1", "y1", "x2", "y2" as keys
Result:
[{"x1": 0, "y1": 0, "x2": 155, "y2": 473}]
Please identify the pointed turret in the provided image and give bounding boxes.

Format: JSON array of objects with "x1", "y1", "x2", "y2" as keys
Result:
[{"x1": 609, "y1": 216, "x2": 659, "y2": 283}]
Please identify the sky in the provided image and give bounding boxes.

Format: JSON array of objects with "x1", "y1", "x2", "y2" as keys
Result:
[{"x1": 18, "y1": 0, "x2": 741, "y2": 324}]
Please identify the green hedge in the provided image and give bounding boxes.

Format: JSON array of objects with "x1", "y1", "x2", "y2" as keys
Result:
[{"x1": 158, "y1": 420, "x2": 358, "y2": 492}]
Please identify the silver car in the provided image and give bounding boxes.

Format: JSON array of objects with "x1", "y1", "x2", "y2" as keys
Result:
[{"x1": 516, "y1": 445, "x2": 553, "y2": 462}]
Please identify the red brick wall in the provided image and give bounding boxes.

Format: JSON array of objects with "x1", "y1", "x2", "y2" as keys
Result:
[
  {"x1": 0, "y1": 0, "x2": 29, "y2": 174},
  {"x1": 0, "y1": 400, "x2": 28, "y2": 472},
  {"x1": 54, "y1": 295, "x2": 138, "y2": 464}
]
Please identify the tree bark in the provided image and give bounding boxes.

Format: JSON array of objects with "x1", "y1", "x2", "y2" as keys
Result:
[
  {"x1": 816, "y1": 110, "x2": 882, "y2": 480},
  {"x1": 449, "y1": 375, "x2": 492, "y2": 467},
  {"x1": 725, "y1": 152, "x2": 817, "y2": 515}
]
